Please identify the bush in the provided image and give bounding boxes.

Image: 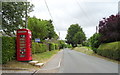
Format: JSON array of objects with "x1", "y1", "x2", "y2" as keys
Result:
[
  {"x1": 67, "y1": 44, "x2": 72, "y2": 48},
  {"x1": 58, "y1": 40, "x2": 67, "y2": 49},
  {"x1": 97, "y1": 41, "x2": 120, "y2": 60},
  {"x1": 89, "y1": 33, "x2": 101, "y2": 53},
  {"x1": 2, "y1": 36, "x2": 16, "y2": 64},
  {"x1": 55, "y1": 44, "x2": 59, "y2": 50},
  {"x1": 49, "y1": 43, "x2": 55, "y2": 51},
  {"x1": 32, "y1": 42, "x2": 47, "y2": 54}
]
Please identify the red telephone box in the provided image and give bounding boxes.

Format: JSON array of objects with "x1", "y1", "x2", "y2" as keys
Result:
[{"x1": 16, "y1": 29, "x2": 32, "y2": 61}]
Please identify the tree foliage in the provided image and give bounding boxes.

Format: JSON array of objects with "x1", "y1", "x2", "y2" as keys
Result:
[
  {"x1": 98, "y1": 14, "x2": 120, "y2": 43},
  {"x1": 45, "y1": 20, "x2": 57, "y2": 39},
  {"x1": 28, "y1": 17, "x2": 58, "y2": 40},
  {"x1": 28, "y1": 17, "x2": 48, "y2": 40},
  {"x1": 2, "y1": 2, "x2": 34, "y2": 36},
  {"x1": 89, "y1": 33, "x2": 101, "y2": 53},
  {"x1": 66, "y1": 24, "x2": 86, "y2": 47},
  {"x1": 73, "y1": 31, "x2": 86, "y2": 45},
  {"x1": 58, "y1": 40, "x2": 67, "y2": 49}
]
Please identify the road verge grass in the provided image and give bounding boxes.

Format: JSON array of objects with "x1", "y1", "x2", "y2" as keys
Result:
[
  {"x1": 2, "y1": 50, "x2": 60, "y2": 71},
  {"x1": 74, "y1": 47, "x2": 94, "y2": 55},
  {"x1": 73, "y1": 47, "x2": 120, "y2": 64},
  {"x1": 32, "y1": 50, "x2": 59, "y2": 63}
]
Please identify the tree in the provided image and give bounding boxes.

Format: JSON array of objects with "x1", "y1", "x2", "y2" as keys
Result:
[
  {"x1": 73, "y1": 31, "x2": 86, "y2": 46},
  {"x1": 28, "y1": 17, "x2": 58, "y2": 40},
  {"x1": 28, "y1": 17, "x2": 48, "y2": 40},
  {"x1": 45, "y1": 20, "x2": 58, "y2": 39},
  {"x1": 98, "y1": 14, "x2": 120, "y2": 43},
  {"x1": 2, "y1": 2, "x2": 34, "y2": 36},
  {"x1": 65, "y1": 24, "x2": 86, "y2": 47}
]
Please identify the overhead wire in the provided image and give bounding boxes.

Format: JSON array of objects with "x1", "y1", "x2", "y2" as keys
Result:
[
  {"x1": 75, "y1": 0, "x2": 96, "y2": 26},
  {"x1": 44, "y1": 0, "x2": 60, "y2": 39},
  {"x1": 44, "y1": 0, "x2": 53, "y2": 20},
  {"x1": 44, "y1": 0, "x2": 96, "y2": 39}
]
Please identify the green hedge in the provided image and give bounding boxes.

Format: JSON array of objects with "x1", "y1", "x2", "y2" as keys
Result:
[
  {"x1": 2, "y1": 36, "x2": 16, "y2": 64},
  {"x1": 58, "y1": 40, "x2": 67, "y2": 49},
  {"x1": 89, "y1": 33, "x2": 101, "y2": 53},
  {"x1": 66, "y1": 44, "x2": 72, "y2": 48},
  {"x1": 32, "y1": 42, "x2": 47, "y2": 54},
  {"x1": 97, "y1": 41, "x2": 120, "y2": 60},
  {"x1": 49, "y1": 43, "x2": 55, "y2": 51},
  {"x1": 2, "y1": 36, "x2": 59, "y2": 64},
  {"x1": 55, "y1": 44, "x2": 59, "y2": 50}
]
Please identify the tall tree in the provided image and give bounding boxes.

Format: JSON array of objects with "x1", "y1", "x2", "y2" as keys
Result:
[
  {"x1": 28, "y1": 17, "x2": 58, "y2": 40},
  {"x1": 73, "y1": 31, "x2": 86, "y2": 46},
  {"x1": 45, "y1": 20, "x2": 58, "y2": 39},
  {"x1": 2, "y1": 2, "x2": 34, "y2": 36},
  {"x1": 66, "y1": 24, "x2": 86, "y2": 47},
  {"x1": 28, "y1": 17, "x2": 48, "y2": 40}
]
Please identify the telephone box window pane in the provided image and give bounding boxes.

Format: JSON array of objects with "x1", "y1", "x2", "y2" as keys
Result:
[
  {"x1": 20, "y1": 49, "x2": 26, "y2": 51},
  {"x1": 20, "y1": 41, "x2": 25, "y2": 43},
  {"x1": 20, "y1": 52, "x2": 26, "y2": 54},
  {"x1": 20, "y1": 55, "x2": 25, "y2": 57},
  {"x1": 20, "y1": 44, "x2": 26, "y2": 46},
  {"x1": 20, "y1": 35, "x2": 26, "y2": 38},
  {"x1": 20, "y1": 47, "x2": 26, "y2": 49},
  {"x1": 20, "y1": 38, "x2": 25, "y2": 40}
]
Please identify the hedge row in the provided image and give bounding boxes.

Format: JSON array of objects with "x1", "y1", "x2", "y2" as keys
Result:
[
  {"x1": 32, "y1": 42, "x2": 47, "y2": 54},
  {"x1": 55, "y1": 44, "x2": 59, "y2": 50},
  {"x1": 49, "y1": 43, "x2": 59, "y2": 51},
  {"x1": 2, "y1": 36, "x2": 60, "y2": 64},
  {"x1": 2, "y1": 37, "x2": 16, "y2": 64},
  {"x1": 32, "y1": 42, "x2": 59, "y2": 53},
  {"x1": 97, "y1": 41, "x2": 120, "y2": 60}
]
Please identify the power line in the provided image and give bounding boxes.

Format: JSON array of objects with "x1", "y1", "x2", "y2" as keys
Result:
[
  {"x1": 44, "y1": 0, "x2": 53, "y2": 20},
  {"x1": 75, "y1": 0, "x2": 95, "y2": 25},
  {"x1": 44, "y1": 0, "x2": 56, "y2": 29},
  {"x1": 44, "y1": 0, "x2": 60, "y2": 39}
]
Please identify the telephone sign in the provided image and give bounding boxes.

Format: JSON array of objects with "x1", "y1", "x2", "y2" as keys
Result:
[{"x1": 16, "y1": 29, "x2": 32, "y2": 61}]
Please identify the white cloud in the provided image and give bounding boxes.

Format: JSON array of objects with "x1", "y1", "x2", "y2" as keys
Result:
[{"x1": 28, "y1": 0, "x2": 119, "y2": 40}]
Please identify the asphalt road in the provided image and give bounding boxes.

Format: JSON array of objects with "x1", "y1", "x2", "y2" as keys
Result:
[{"x1": 59, "y1": 49, "x2": 118, "y2": 73}]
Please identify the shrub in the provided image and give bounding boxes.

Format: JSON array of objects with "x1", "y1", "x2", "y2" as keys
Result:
[
  {"x1": 2, "y1": 36, "x2": 16, "y2": 64},
  {"x1": 49, "y1": 43, "x2": 55, "y2": 51},
  {"x1": 67, "y1": 44, "x2": 72, "y2": 48},
  {"x1": 58, "y1": 40, "x2": 67, "y2": 49},
  {"x1": 32, "y1": 42, "x2": 47, "y2": 54},
  {"x1": 97, "y1": 41, "x2": 120, "y2": 60},
  {"x1": 55, "y1": 44, "x2": 59, "y2": 50},
  {"x1": 89, "y1": 33, "x2": 101, "y2": 53}
]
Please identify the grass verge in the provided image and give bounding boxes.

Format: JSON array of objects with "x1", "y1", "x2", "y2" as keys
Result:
[
  {"x1": 74, "y1": 47, "x2": 94, "y2": 55},
  {"x1": 73, "y1": 47, "x2": 120, "y2": 64},
  {"x1": 2, "y1": 50, "x2": 59, "y2": 71},
  {"x1": 32, "y1": 50, "x2": 59, "y2": 63}
]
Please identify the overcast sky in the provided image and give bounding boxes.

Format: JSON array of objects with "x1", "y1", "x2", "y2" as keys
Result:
[{"x1": 28, "y1": 0, "x2": 119, "y2": 40}]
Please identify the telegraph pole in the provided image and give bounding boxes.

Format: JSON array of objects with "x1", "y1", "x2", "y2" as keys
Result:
[
  {"x1": 59, "y1": 32, "x2": 60, "y2": 40},
  {"x1": 96, "y1": 26, "x2": 98, "y2": 33}
]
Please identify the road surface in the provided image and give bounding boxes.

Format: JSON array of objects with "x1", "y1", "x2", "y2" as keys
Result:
[
  {"x1": 59, "y1": 49, "x2": 118, "y2": 73},
  {"x1": 35, "y1": 48, "x2": 119, "y2": 74}
]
